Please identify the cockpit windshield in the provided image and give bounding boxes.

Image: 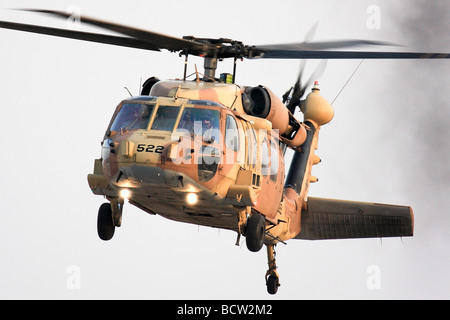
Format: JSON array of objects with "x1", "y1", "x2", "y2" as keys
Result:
[
  {"x1": 109, "y1": 101, "x2": 221, "y2": 139},
  {"x1": 177, "y1": 108, "x2": 220, "y2": 142},
  {"x1": 110, "y1": 103, "x2": 154, "y2": 132},
  {"x1": 150, "y1": 105, "x2": 181, "y2": 131}
]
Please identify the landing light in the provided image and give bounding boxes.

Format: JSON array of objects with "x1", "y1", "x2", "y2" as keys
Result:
[
  {"x1": 120, "y1": 188, "x2": 131, "y2": 199},
  {"x1": 186, "y1": 192, "x2": 198, "y2": 205}
]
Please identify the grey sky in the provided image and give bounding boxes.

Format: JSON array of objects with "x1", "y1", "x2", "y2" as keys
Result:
[{"x1": 0, "y1": 0, "x2": 448, "y2": 299}]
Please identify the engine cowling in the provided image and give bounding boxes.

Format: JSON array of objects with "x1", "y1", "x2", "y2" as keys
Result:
[
  {"x1": 242, "y1": 86, "x2": 289, "y2": 134},
  {"x1": 141, "y1": 76, "x2": 160, "y2": 95},
  {"x1": 280, "y1": 120, "x2": 307, "y2": 148}
]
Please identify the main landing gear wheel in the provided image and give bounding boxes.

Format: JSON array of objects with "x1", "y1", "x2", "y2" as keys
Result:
[
  {"x1": 97, "y1": 203, "x2": 115, "y2": 241},
  {"x1": 245, "y1": 214, "x2": 266, "y2": 252}
]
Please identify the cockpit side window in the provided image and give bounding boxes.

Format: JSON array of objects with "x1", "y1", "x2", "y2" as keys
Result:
[
  {"x1": 150, "y1": 105, "x2": 181, "y2": 131},
  {"x1": 110, "y1": 103, "x2": 154, "y2": 132},
  {"x1": 225, "y1": 115, "x2": 240, "y2": 151},
  {"x1": 245, "y1": 123, "x2": 257, "y2": 169}
]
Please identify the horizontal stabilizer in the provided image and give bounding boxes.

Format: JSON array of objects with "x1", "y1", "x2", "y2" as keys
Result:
[{"x1": 295, "y1": 197, "x2": 413, "y2": 240}]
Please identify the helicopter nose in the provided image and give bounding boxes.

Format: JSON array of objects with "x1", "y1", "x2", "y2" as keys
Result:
[{"x1": 119, "y1": 140, "x2": 135, "y2": 158}]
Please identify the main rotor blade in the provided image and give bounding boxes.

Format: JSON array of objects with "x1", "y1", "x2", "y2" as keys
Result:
[
  {"x1": 256, "y1": 39, "x2": 398, "y2": 52},
  {"x1": 22, "y1": 9, "x2": 206, "y2": 53},
  {"x1": 0, "y1": 20, "x2": 161, "y2": 51},
  {"x1": 252, "y1": 49, "x2": 450, "y2": 59}
]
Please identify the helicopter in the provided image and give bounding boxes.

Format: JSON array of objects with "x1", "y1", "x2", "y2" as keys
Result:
[{"x1": 0, "y1": 9, "x2": 448, "y2": 295}]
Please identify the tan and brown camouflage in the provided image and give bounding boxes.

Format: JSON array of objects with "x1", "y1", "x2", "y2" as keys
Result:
[{"x1": 87, "y1": 78, "x2": 413, "y2": 294}]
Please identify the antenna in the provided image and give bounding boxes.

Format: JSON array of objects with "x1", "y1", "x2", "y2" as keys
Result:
[
  {"x1": 124, "y1": 86, "x2": 133, "y2": 97},
  {"x1": 194, "y1": 64, "x2": 200, "y2": 83},
  {"x1": 331, "y1": 59, "x2": 364, "y2": 105}
]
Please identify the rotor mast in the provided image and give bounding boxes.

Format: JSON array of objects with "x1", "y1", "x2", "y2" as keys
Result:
[{"x1": 203, "y1": 56, "x2": 218, "y2": 80}]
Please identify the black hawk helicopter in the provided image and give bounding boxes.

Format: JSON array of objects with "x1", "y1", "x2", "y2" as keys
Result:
[{"x1": 1, "y1": 9, "x2": 448, "y2": 294}]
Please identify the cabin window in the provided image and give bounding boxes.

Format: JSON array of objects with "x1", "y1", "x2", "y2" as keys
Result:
[
  {"x1": 110, "y1": 103, "x2": 154, "y2": 132},
  {"x1": 251, "y1": 129, "x2": 257, "y2": 168},
  {"x1": 261, "y1": 138, "x2": 270, "y2": 176},
  {"x1": 270, "y1": 139, "x2": 279, "y2": 182},
  {"x1": 150, "y1": 105, "x2": 181, "y2": 131},
  {"x1": 225, "y1": 115, "x2": 239, "y2": 151}
]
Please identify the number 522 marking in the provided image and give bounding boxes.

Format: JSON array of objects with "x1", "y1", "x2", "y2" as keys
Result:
[{"x1": 136, "y1": 144, "x2": 164, "y2": 154}]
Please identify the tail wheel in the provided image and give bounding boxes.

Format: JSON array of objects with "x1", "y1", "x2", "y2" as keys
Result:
[
  {"x1": 97, "y1": 203, "x2": 115, "y2": 241},
  {"x1": 245, "y1": 214, "x2": 266, "y2": 252},
  {"x1": 266, "y1": 274, "x2": 279, "y2": 295}
]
